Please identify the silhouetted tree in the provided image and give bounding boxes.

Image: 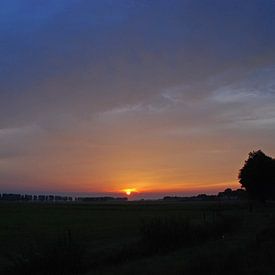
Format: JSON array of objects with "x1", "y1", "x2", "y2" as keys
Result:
[
  {"x1": 224, "y1": 188, "x2": 233, "y2": 194},
  {"x1": 238, "y1": 150, "x2": 275, "y2": 202}
]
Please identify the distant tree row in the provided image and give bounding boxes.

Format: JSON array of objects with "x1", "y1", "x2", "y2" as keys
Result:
[
  {"x1": 163, "y1": 188, "x2": 246, "y2": 202},
  {"x1": 0, "y1": 194, "x2": 73, "y2": 202},
  {"x1": 0, "y1": 193, "x2": 128, "y2": 202},
  {"x1": 75, "y1": 196, "x2": 127, "y2": 202}
]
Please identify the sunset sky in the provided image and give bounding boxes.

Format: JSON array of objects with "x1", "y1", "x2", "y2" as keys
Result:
[{"x1": 1, "y1": 0, "x2": 275, "y2": 198}]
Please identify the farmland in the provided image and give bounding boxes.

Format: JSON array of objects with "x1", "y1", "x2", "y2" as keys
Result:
[{"x1": 0, "y1": 201, "x2": 275, "y2": 274}]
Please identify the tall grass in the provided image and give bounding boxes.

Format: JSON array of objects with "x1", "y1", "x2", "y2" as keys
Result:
[
  {"x1": 139, "y1": 214, "x2": 241, "y2": 252},
  {"x1": 4, "y1": 213, "x2": 242, "y2": 274},
  {"x1": 5, "y1": 230, "x2": 86, "y2": 275}
]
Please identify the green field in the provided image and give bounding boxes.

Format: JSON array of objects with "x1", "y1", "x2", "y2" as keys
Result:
[{"x1": 1, "y1": 201, "x2": 275, "y2": 274}]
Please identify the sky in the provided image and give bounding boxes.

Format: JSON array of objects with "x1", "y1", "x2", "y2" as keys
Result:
[{"x1": 1, "y1": 0, "x2": 275, "y2": 198}]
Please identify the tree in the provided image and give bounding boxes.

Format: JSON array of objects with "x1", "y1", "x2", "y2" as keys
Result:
[
  {"x1": 224, "y1": 188, "x2": 233, "y2": 195},
  {"x1": 238, "y1": 150, "x2": 275, "y2": 202}
]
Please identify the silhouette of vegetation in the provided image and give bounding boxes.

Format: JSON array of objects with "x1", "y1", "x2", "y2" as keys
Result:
[
  {"x1": 2, "y1": 199, "x2": 275, "y2": 274},
  {"x1": 2, "y1": 205, "x2": 242, "y2": 274},
  {"x1": 140, "y1": 214, "x2": 240, "y2": 252},
  {"x1": 163, "y1": 188, "x2": 247, "y2": 201},
  {"x1": 239, "y1": 150, "x2": 275, "y2": 202},
  {"x1": 5, "y1": 230, "x2": 87, "y2": 275},
  {"x1": 218, "y1": 188, "x2": 247, "y2": 200}
]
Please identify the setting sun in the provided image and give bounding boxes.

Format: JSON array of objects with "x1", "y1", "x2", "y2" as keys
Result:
[{"x1": 123, "y1": 188, "x2": 136, "y2": 196}]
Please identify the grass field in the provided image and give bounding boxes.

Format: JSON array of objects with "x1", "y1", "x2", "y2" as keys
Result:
[{"x1": 1, "y1": 201, "x2": 275, "y2": 274}]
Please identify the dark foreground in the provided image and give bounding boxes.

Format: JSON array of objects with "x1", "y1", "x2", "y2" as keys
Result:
[{"x1": 0, "y1": 201, "x2": 275, "y2": 274}]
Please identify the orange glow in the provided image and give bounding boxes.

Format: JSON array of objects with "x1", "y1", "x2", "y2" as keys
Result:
[{"x1": 123, "y1": 188, "x2": 137, "y2": 196}]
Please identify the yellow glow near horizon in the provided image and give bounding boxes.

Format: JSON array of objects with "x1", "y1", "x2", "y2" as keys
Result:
[{"x1": 123, "y1": 188, "x2": 137, "y2": 196}]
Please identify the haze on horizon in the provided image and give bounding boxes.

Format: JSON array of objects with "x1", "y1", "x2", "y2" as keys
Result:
[{"x1": 1, "y1": 0, "x2": 275, "y2": 198}]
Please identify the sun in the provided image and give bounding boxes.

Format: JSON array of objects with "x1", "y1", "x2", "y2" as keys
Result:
[{"x1": 123, "y1": 188, "x2": 136, "y2": 196}]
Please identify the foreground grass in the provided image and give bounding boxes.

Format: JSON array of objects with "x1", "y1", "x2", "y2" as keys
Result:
[
  {"x1": 0, "y1": 201, "x2": 274, "y2": 274},
  {"x1": 88, "y1": 204, "x2": 275, "y2": 275}
]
